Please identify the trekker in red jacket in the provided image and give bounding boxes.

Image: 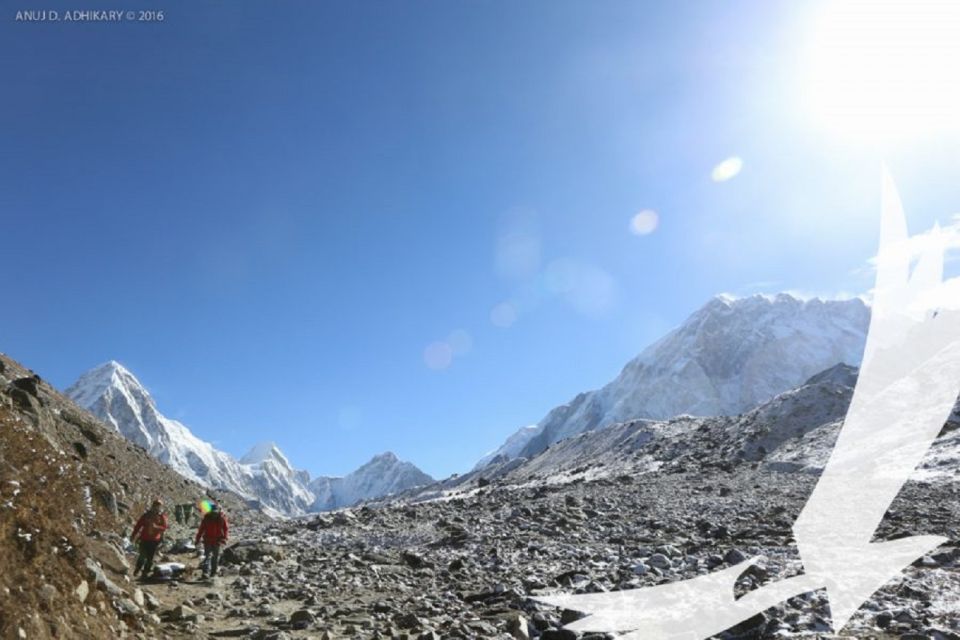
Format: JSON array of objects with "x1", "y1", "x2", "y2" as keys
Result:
[
  {"x1": 195, "y1": 503, "x2": 228, "y2": 578},
  {"x1": 131, "y1": 499, "x2": 168, "y2": 578}
]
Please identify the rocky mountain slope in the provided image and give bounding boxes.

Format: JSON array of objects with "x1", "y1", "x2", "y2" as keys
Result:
[
  {"x1": 66, "y1": 361, "x2": 432, "y2": 516},
  {"x1": 480, "y1": 294, "x2": 870, "y2": 468},
  {"x1": 0, "y1": 352, "x2": 264, "y2": 638},
  {"x1": 456, "y1": 363, "x2": 960, "y2": 493}
]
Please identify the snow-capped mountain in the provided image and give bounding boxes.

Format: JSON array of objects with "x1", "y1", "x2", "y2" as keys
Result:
[
  {"x1": 480, "y1": 293, "x2": 870, "y2": 467},
  {"x1": 461, "y1": 362, "x2": 960, "y2": 488},
  {"x1": 237, "y1": 441, "x2": 315, "y2": 515},
  {"x1": 65, "y1": 361, "x2": 430, "y2": 515},
  {"x1": 309, "y1": 452, "x2": 434, "y2": 511},
  {"x1": 66, "y1": 362, "x2": 256, "y2": 494}
]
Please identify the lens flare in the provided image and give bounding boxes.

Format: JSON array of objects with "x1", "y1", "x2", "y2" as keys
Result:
[
  {"x1": 711, "y1": 157, "x2": 743, "y2": 183},
  {"x1": 629, "y1": 209, "x2": 659, "y2": 235},
  {"x1": 423, "y1": 341, "x2": 454, "y2": 370},
  {"x1": 490, "y1": 302, "x2": 518, "y2": 328}
]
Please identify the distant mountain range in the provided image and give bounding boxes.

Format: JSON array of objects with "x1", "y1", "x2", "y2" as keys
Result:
[
  {"x1": 478, "y1": 293, "x2": 870, "y2": 468},
  {"x1": 65, "y1": 292, "x2": 879, "y2": 516},
  {"x1": 65, "y1": 361, "x2": 433, "y2": 516}
]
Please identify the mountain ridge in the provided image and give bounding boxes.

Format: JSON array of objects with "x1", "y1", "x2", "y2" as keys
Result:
[
  {"x1": 65, "y1": 361, "x2": 432, "y2": 515},
  {"x1": 479, "y1": 293, "x2": 870, "y2": 468}
]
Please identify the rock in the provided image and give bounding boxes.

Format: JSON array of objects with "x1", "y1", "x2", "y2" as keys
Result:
[
  {"x1": 115, "y1": 598, "x2": 140, "y2": 615},
  {"x1": 540, "y1": 630, "x2": 577, "y2": 640},
  {"x1": 724, "y1": 548, "x2": 748, "y2": 565},
  {"x1": 10, "y1": 376, "x2": 40, "y2": 397},
  {"x1": 90, "y1": 539, "x2": 130, "y2": 574},
  {"x1": 560, "y1": 609, "x2": 586, "y2": 625},
  {"x1": 930, "y1": 548, "x2": 960, "y2": 567},
  {"x1": 706, "y1": 554, "x2": 724, "y2": 569},
  {"x1": 332, "y1": 510, "x2": 356, "y2": 525},
  {"x1": 394, "y1": 612, "x2": 424, "y2": 628},
  {"x1": 221, "y1": 542, "x2": 285, "y2": 565},
  {"x1": 401, "y1": 550, "x2": 431, "y2": 569},
  {"x1": 84, "y1": 557, "x2": 123, "y2": 597},
  {"x1": 466, "y1": 620, "x2": 498, "y2": 635},
  {"x1": 306, "y1": 515, "x2": 332, "y2": 530},
  {"x1": 289, "y1": 609, "x2": 315, "y2": 629},
  {"x1": 9, "y1": 388, "x2": 40, "y2": 415},
  {"x1": 93, "y1": 480, "x2": 118, "y2": 516},
  {"x1": 508, "y1": 614, "x2": 530, "y2": 640},
  {"x1": 647, "y1": 553, "x2": 672, "y2": 570},
  {"x1": 169, "y1": 604, "x2": 198, "y2": 622},
  {"x1": 75, "y1": 580, "x2": 89, "y2": 603}
]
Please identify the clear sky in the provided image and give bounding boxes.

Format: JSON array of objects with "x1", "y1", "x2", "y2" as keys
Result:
[{"x1": 3, "y1": 0, "x2": 960, "y2": 478}]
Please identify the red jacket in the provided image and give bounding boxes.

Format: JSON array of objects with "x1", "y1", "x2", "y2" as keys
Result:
[
  {"x1": 132, "y1": 510, "x2": 168, "y2": 543},
  {"x1": 195, "y1": 512, "x2": 228, "y2": 545}
]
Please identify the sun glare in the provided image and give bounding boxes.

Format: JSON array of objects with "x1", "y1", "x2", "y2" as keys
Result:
[{"x1": 805, "y1": 0, "x2": 960, "y2": 140}]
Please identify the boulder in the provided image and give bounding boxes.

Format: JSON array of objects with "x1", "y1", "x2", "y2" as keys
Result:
[
  {"x1": 724, "y1": 548, "x2": 748, "y2": 565},
  {"x1": 169, "y1": 604, "x2": 198, "y2": 622},
  {"x1": 647, "y1": 553, "x2": 671, "y2": 570},
  {"x1": 289, "y1": 609, "x2": 315, "y2": 629},
  {"x1": 84, "y1": 557, "x2": 123, "y2": 597},
  {"x1": 508, "y1": 613, "x2": 530, "y2": 640},
  {"x1": 10, "y1": 376, "x2": 40, "y2": 397},
  {"x1": 222, "y1": 542, "x2": 285, "y2": 565}
]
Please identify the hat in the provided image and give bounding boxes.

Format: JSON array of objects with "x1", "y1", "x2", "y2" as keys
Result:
[{"x1": 209, "y1": 503, "x2": 220, "y2": 513}]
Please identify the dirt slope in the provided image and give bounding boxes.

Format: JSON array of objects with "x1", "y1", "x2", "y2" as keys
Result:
[{"x1": 0, "y1": 352, "x2": 265, "y2": 639}]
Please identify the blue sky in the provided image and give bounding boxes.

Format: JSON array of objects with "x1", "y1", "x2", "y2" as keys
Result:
[{"x1": 3, "y1": 0, "x2": 960, "y2": 478}]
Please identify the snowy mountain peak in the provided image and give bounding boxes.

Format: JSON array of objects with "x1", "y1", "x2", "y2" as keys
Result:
[
  {"x1": 310, "y1": 452, "x2": 434, "y2": 511},
  {"x1": 240, "y1": 441, "x2": 290, "y2": 467},
  {"x1": 86, "y1": 360, "x2": 138, "y2": 385},
  {"x1": 66, "y1": 363, "x2": 316, "y2": 515},
  {"x1": 66, "y1": 360, "x2": 148, "y2": 411},
  {"x1": 479, "y1": 292, "x2": 871, "y2": 467}
]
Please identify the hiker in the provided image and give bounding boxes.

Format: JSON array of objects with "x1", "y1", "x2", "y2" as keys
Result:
[
  {"x1": 195, "y1": 503, "x2": 228, "y2": 579},
  {"x1": 131, "y1": 498, "x2": 168, "y2": 578}
]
